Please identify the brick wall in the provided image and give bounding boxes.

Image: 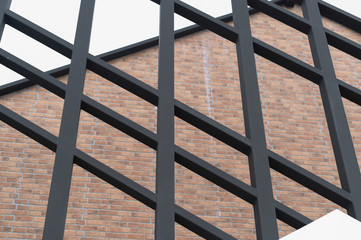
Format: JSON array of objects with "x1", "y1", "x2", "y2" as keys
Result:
[{"x1": 1, "y1": 4, "x2": 361, "y2": 239}]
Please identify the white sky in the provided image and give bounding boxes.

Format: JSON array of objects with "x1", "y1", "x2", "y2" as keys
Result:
[{"x1": 0, "y1": 0, "x2": 360, "y2": 85}]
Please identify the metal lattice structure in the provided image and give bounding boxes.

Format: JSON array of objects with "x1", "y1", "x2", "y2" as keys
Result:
[{"x1": 0, "y1": 0, "x2": 361, "y2": 239}]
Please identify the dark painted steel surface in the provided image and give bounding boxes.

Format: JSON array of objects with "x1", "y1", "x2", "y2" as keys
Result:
[
  {"x1": 232, "y1": 0, "x2": 278, "y2": 239},
  {"x1": 0, "y1": 0, "x2": 11, "y2": 39},
  {"x1": 156, "y1": 0, "x2": 175, "y2": 239},
  {"x1": 303, "y1": 0, "x2": 361, "y2": 220},
  {"x1": 0, "y1": 0, "x2": 360, "y2": 239},
  {"x1": 42, "y1": 1, "x2": 95, "y2": 239}
]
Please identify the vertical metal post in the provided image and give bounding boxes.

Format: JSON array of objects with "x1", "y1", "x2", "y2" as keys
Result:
[
  {"x1": 232, "y1": 0, "x2": 279, "y2": 239},
  {"x1": 302, "y1": 0, "x2": 361, "y2": 220},
  {"x1": 155, "y1": 0, "x2": 175, "y2": 239},
  {"x1": 42, "y1": 1, "x2": 95, "y2": 239},
  {"x1": 0, "y1": 0, "x2": 11, "y2": 40}
]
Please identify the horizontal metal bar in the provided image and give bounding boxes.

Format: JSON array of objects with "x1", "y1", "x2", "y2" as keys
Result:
[
  {"x1": 87, "y1": 55, "x2": 159, "y2": 106},
  {"x1": 153, "y1": 0, "x2": 286, "y2": 45},
  {"x1": 4, "y1": 11, "x2": 72, "y2": 58},
  {"x1": 172, "y1": 0, "x2": 238, "y2": 42},
  {"x1": 78, "y1": 155, "x2": 234, "y2": 240},
  {"x1": 150, "y1": 0, "x2": 238, "y2": 43},
  {"x1": 0, "y1": 104, "x2": 57, "y2": 151},
  {"x1": 268, "y1": 150, "x2": 352, "y2": 208},
  {"x1": 74, "y1": 149, "x2": 156, "y2": 209},
  {"x1": 318, "y1": 0, "x2": 361, "y2": 35},
  {"x1": 325, "y1": 28, "x2": 361, "y2": 61},
  {"x1": 338, "y1": 79, "x2": 361, "y2": 107},
  {"x1": 174, "y1": 100, "x2": 251, "y2": 155},
  {"x1": 0, "y1": 77, "x2": 35, "y2": 96},
  {"x1": 0, "y1": 49, "x2": 66, "y2": 98},
  {"x1": 0, "y1": 43, "x2": 324, "y2": 232},
  {"x1": 0, "y1": 64, "x2": 69, "y2": 97},
  {"x1": 274, "y1": 201, "x2": 312, "y2": 229},
  {"x1": 247, "y1": 0, "x2": 310, "y2": 34},
  {"x1": 87, "y1": 56, "x2": 255, "y2": 158},
  {"x1": 81, "y1": 95, "x2": 158, "y2": 149},
  {"x1": 175, "y1": 146, "x2": 257, "y2": 204},
  {"x1": 253, "y1": 38, "x2": 323, "y2": 84},
  {"x1": 175, "y1": 206, "x2": 237, "y2": 240}
]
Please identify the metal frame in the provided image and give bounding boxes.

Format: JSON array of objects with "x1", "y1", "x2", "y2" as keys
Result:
[{"x1": 0, "y1": 0, "x2": 360, "y2": 239}]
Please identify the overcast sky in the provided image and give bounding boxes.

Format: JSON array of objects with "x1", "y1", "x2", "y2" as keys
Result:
[{"x1": 0, "y1": 0, "x2": 360, "y2": 85}]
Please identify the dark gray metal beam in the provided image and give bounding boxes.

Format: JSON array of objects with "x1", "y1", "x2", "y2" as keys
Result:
[
  {"x1": 0, "y1": 0, "x2": 11, "y2": 40},
  {"x1": 338, "y1": 79, "x2": 361, "y2": 107},
  {"x1": 232, "y1": 0, "x2": 278, "y2": 239},
  {"x1": 155, "y1": 0, "x2": 175, "y2": 238},
  {"x1": 247, "y1": 0, "x2": 310, "y2": 34},
  {"x1": 303, "y1": 0, "x2": 361, "y2": 220},
  {"x1": 268, "y1": 151, "x2": 352, "y2": 208},
  {"x1": 42, "y1": 1, "x2": 95, "y2": 239},
  {"x1": 325, "y1": 28, "x2": 361, "y2": 61},
  {"x1": 318, "y1": 0, "x2": 361, "y2": 35}
]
